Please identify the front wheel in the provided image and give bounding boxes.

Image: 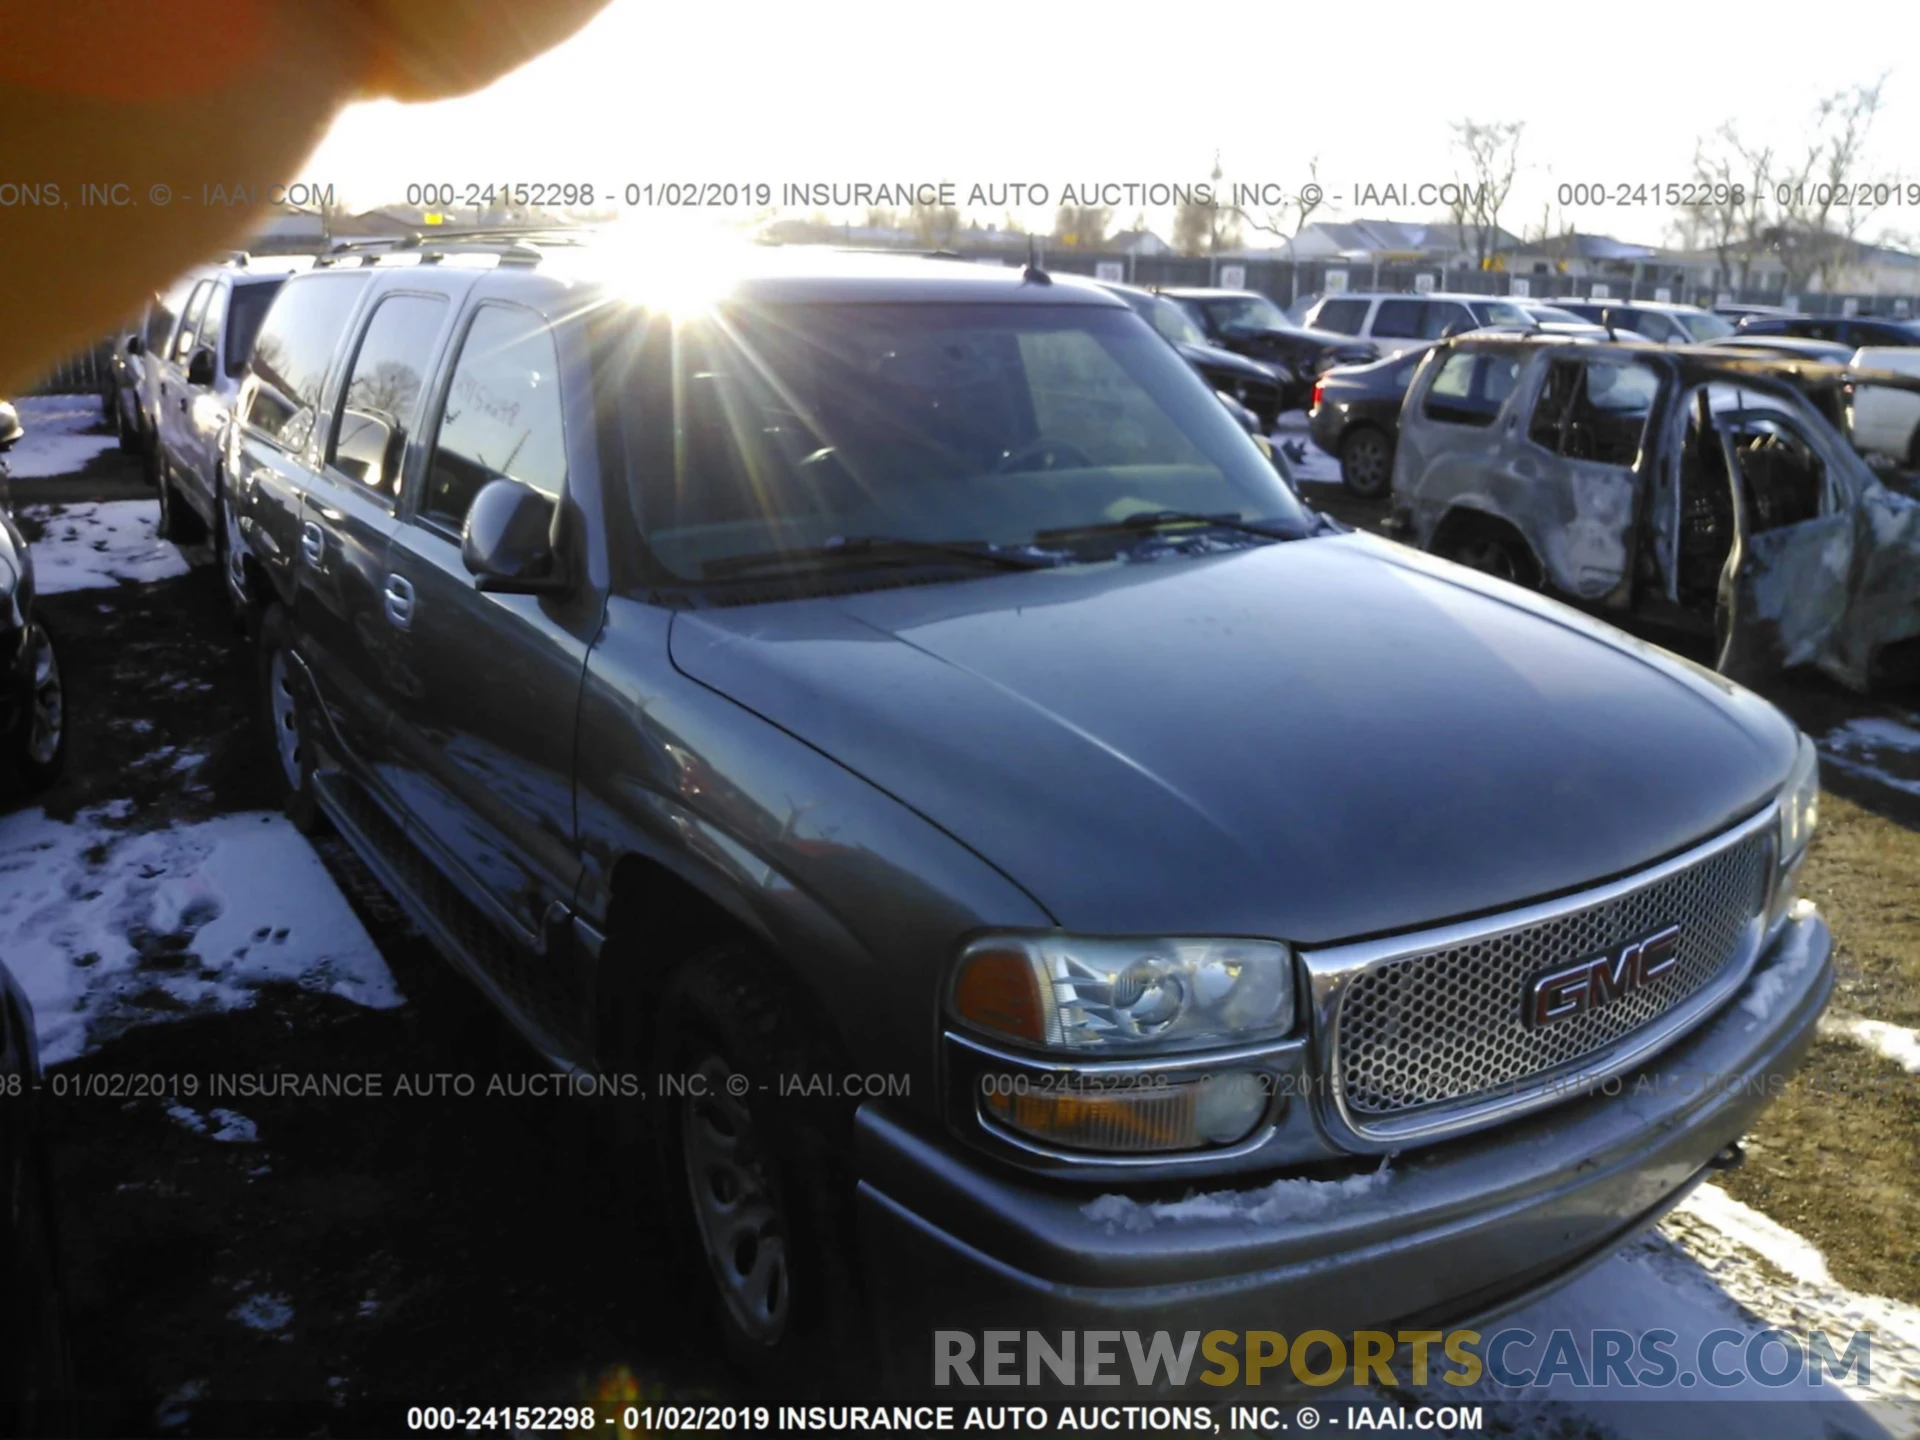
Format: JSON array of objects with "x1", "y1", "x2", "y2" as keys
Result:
[
  {"x1": 1440, "y1": 528, "x2": 1541, "y2": 590},
  {"x1": 155, "y1": 462, "x2": 205, "y2": 544},
  {"x1": 1339, "y1": 426, "x2": 1395, "y2": 498},
  {"x1": 654, "y1": 946, "x2": 864, "y2": 1390}
]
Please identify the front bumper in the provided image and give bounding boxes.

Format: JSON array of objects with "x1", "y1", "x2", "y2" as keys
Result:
[{"x1": 854, "y1": 906, "x2": 1831, "y2": 1394}]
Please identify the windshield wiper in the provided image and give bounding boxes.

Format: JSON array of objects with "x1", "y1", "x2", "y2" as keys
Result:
[
  {"x1": 702, "y1": 535, "x2": 1051, "y2": 580},
  {"x1": 1033, "y1": 510, "x2": 1302, "y2": 545}
]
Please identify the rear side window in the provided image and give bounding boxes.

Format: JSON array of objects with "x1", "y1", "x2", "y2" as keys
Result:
[
  {"x1": 244, "y1": 273, "x2": 373, "y2": 452},
  {"x1": 1423, "y1": 350, "x2": 1520, "y2": 427},
  {"x1": 421, "y1": 305, "x2": 568, "y2": 533},
  {"x1": 172, "y1": 281, "x2": 213, "y2": 361},
  {"x1": 1422, "y1": 302, "x2": 1473, "y2": 340},
  {"x1": 1313, "y1": 298, "x2": 1369, "y2": 334},
  {"x1": 1527, "y1": 357, "x2": 1659, "y2": 466},
  {"x1": 1373, "y1": 300, "x2": 1424, "y2": 339},
  {"x1": 328, "y1": 294, "x2": 449, "y2": 498}
]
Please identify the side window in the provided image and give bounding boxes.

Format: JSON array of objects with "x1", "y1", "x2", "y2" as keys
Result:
[
  {"x1": 244, "y1": 272, "x2": 374, "y2": 452},
  {"x1": 422, "y1": 306, "x2": 568, "y2": 533},
  {"x1": 1313, "y1": 298, "x2": 1368, "y2": 335},
  {"x1": 326, "y1": 294, "x2": 449, "y2": 498},
  {"x1": 1423, "y1": 351, "x2": 1519, "y2": 428},
  {"x1": 1528, "y1": 358, "x2": 1658, "y2": 466},
  {"x1": 1711, "y1": 386, "x2": 1830, "y2": 532},
  {"x1": 1373, "y1": 300, "x2": 1424, "y2": 339},
  {"x1": 172, "y1": 281, "x2": 213, "y2": 361},
  {"x1": 196, "y1": 283, "x2": 228, "y2": 367}
]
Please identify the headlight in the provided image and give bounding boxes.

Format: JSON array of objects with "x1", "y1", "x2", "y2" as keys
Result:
[
  {"x1": 950, "y1": 934, "x2": 1296, "y2": 1055},
  {"x1": 1779, "y1": 733, "x2": 1819, "y2": 865}
]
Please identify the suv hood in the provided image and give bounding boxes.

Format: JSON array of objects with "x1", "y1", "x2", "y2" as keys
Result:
[{"x1": 668, "y1": 535, "x2": 1796, "y2": 943}]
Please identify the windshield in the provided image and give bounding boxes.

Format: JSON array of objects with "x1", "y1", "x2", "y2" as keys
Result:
[
  {"x1": 631, "y1": 302, "x2": 1311, "y2": 581},
  {"x1": 1676, "y1": 310, "x2": 1736, "y2": 342},
  {"x1": 1201, "y1": 294, "x2": 1291, "y2": 332},
  {"x1": 1146, "y1": 294, "x2": 1209, "y2": 347}
]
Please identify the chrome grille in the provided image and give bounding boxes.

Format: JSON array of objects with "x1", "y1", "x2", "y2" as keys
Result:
[{"x1": 1332, "y1": 829, "x2": 1769, "y2": 1119}]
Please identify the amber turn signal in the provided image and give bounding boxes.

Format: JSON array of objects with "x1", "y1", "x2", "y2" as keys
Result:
[{"x1": 952, "y1": 946, "x2": 1053, "y2": 1045}]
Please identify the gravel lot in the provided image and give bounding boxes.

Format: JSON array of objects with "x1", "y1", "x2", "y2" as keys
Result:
[{"x1": 7, "y1": 400, "x2": 1920, "y2": 1437}]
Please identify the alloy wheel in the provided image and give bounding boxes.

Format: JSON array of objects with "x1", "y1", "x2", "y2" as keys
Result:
[
  {"x1": 268, "y1": 648, "x2": 304, "y2": 791},
  {"x1": 24, "y1": 624, "x2": 62, "y2": 767},
  {"x1": 681, "y1": 1054, "x2": 791, "y2": 1345},
  {"x1": 1342, "y1": 430, "x2": 1393, "y2": 497}
]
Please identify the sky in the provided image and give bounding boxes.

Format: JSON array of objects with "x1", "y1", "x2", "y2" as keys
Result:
[{"x1": 301, "y1": 0, "x2": 1920, "y2": 251}]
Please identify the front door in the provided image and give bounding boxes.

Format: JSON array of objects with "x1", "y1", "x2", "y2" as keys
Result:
[
  {"x1": 384, "y1": 300, "x2": 597, "y2": 953},
  {"x1": 1707, "y1": 385, "x2": 1857, "y2": 681},
  {"x1": 156, "y1": 278, "x2": 212, "y2": 478},
  {"x1": 296, "y1": 289, "x2": 450, "y2": 784}
]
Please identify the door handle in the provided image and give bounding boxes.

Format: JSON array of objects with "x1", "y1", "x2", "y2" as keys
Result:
[
  {"x1": 300, "y1": 521, "x2": 324, "y2": 566},
  {"x1": 383, "y1": 574, "x2": 415, "y2": 629},
  {"x1": 178, "y1": 397, "x2": 188, "y2": 412}
]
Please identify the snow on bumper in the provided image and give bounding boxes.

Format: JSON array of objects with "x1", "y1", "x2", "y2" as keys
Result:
[{"x1": 851, "y1": 906, "x2": 1833, "y2": 1395}]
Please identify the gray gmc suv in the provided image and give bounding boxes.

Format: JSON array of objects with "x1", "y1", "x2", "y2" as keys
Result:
[{"x1": 225, "y1": 237, "x2": 1831, "y2": 1391}]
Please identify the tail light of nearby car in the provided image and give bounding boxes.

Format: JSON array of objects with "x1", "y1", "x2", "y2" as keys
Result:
[{"x1": 1310, "y1": 381, "x2": 1323, "y2": 411}]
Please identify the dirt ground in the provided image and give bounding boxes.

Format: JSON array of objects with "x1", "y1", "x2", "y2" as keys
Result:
[{"x1": 1721, "y1": 792, "x2": 1920, "y2": 1306}]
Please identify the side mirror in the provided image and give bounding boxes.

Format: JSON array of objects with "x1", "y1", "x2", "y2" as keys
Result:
[
  {"x1": 0, "y1": 402, "x2": 20, "y2": 454},
  {"x1": 187, "y1": 346, "x2": 216, "y2": 387},
  {"x1": 125, "y1": 334, "x2": 145, "y2": 357},
  {"x1": 462, "y1": 478, "x2": 567, "y2": 595}
]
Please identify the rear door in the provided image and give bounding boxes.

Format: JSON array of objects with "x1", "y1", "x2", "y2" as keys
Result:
[
  {"x1": 156, "y1": 278, "x2": 212, "y2": 473},
  {"x1": 383, "y1": 296, "x2": 601, "y2": 953},
  {"x1": 296, "y1": 285, "x2": 454, "y2": 785}
]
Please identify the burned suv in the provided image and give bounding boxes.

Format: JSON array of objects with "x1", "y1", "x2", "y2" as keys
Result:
[
  {"x1": 1391, "y1": 334, "x2": 1920, "y2": 693},
  {"x1": 226, "y1": 241, "x2": 1830, "y2": 1390}
]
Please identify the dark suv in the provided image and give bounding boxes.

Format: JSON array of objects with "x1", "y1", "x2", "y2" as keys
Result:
[{"x1": 227, "y1": 240, "x2": 1831, "y2": 1392}]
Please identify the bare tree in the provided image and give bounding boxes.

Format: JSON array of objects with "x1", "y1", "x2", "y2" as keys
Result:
[
  {"x1": 1234, "y1": 155, "x2": 1329, "y2": 252},
  {"x1": 906, "y1": 200, "x2": 961, "y2": 249},
  {"x1": 1172, "y1": 152, "x2": 1242, "y2": 256},
  {"x1": 1447, "y1": 119, "x2": 1524, "y2": 269}
]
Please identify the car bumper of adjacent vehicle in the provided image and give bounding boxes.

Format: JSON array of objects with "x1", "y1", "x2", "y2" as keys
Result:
[{"x1": 852, "y1": 905, "x2": 1831, "y2": 1395}]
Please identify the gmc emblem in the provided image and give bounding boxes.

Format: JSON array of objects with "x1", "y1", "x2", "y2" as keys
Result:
[{"x1": 1524, "y1": 924, "x2": 1682, "y2": 1027}]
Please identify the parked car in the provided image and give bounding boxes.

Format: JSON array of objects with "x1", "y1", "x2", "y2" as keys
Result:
[
  {"x1": 146, "y1": 256, "x2": 305, "y2": 579},
  {"x1": 0, "y1": 404, "x2": 66, "y2": 795},
  {"x1": 1846, "y1": 347, "x2": 1920, "y2": 468},
  {"x1": 1302, "y1": 290, "x2": 1539, "y2": 354},
  {"x1": 1736, "y1": 313, "x2": 1920, "y2": 348},
  {"x1": 121, "y1": 272, "x2": 204, "y2": 475},
  {"x1": 0, "y1": 950, "x2": 69, "y2": 1435},
  {"x1": 1552, "y1": 300, "x2": 1735, "y2": 345},
  {"x1": 1391, "y1": 334, "x2": 1920, "y2": 692},
  {"x1": 1307, "y1": 345, "x2": 1432, "y2": 496},
  {"x1": 1514, "y1": 302, "x2": 1610, "y2": 339},
  {"x1": 1157, "y1": 286, "x2": 1376, "y2": 409},
  {"x1": 228, "y1": 244, "x2": 1830, "y2": 1391},
  {"x1": 1714, "y1": 303, "x2": 1802, "y2": 322},
  {"x1": 1098, "y1": 282, "x2": 1283, "y2": 427}
]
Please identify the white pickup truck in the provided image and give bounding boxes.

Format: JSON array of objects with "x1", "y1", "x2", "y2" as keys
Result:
[{"x1": 1850, "y1": 346, "x2": 1920, "y2": 466}]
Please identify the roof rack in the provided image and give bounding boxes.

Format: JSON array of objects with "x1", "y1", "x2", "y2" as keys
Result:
[{"x1": 312, "y1": 226, "x2": 590, "y2": 268}]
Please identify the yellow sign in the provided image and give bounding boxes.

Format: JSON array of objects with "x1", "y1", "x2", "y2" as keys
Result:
[{"x1": 424, "y1": 212, "x2": 445, "y2": 225}]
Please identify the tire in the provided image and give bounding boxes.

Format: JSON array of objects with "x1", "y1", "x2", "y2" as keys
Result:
[
  {"x1": 257, "y1": 605, "x2": 322, "y2": 833},
  {"x1": 650, "y1": 945, "x2": 864, "y2": 1391},
  {"x1": 1339, "y1": 426, "x2": 1395, "y2": 498},
  {"x1": 1441, "y1": 527, "x2": 1541, "y2": 589},
  {"x1": 114, "y1": 394, "x2": 138, "y2": 454},
  {"x1": 3, "y1": 621, "x2": 66, "y2": 796},
  {"x1": 157, "y1": 461, "x2": 207, "y2": 545}
]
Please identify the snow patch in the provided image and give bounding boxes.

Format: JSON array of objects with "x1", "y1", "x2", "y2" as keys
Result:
[
  {"x1": 1083, "y1": 1163, "x2": 1389, "y2": 1232},
  {"x1": 0, "y1": 805, "x2": 403, "y2": 1065},
  {"x1": 1821, "y1": 1013, "x2": 1920, "y2": 1074},
  {"x1": 230, "y1": 1292, "x2": 293, "y2": 1332},
  {"x1": 22, "y1": 501, "x2": 190, "y2": 593},
  {"x1": 5, "y1": 394, "x2": 118, "y2": 479},
  {"x1": 209, "y1": 1108, "x2": 258, "y2": 1143}
]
